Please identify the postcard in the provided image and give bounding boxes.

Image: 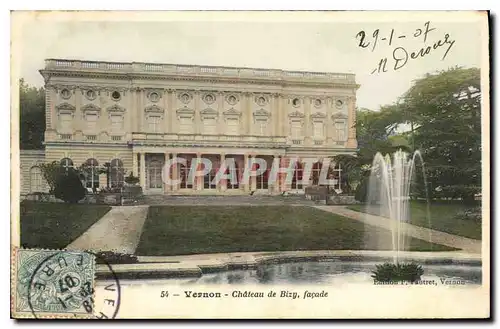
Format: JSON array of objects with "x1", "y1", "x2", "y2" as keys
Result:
[{"x1": 10, "y1": 10, "x2": 490, "y2": 319}]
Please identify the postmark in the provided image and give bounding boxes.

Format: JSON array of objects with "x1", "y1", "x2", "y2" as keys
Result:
[{"x1": 12, "y1": 248, "x2": 95, "y2": 318}]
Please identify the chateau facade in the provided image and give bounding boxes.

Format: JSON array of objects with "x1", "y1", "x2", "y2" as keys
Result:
[{"x1": 21, "y1": 59, "x2": 359, "y2": 195}]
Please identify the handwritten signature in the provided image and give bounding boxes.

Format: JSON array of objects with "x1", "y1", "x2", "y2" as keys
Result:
[{"x1": 355, "y1": 21, "x2": 456, "y2": 74}]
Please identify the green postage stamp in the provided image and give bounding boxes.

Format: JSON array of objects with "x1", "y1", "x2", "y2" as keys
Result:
[{"x1": 12, "y1": 248, "x2": 96, "y2": 319}]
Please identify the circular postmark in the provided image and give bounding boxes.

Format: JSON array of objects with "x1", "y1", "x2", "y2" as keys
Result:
[{"x1": 26, "y1": 251, "x2": 121, "y2": 319}]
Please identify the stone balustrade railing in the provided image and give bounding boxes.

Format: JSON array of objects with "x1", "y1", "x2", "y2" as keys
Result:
[{"x1": 45, "y1": 59, "x2": 356, "y2": 84}]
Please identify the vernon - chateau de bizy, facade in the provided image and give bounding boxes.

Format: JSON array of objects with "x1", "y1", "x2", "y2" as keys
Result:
[{"x1": 20, "y1": 59, "x2": 359, "y2": 195}]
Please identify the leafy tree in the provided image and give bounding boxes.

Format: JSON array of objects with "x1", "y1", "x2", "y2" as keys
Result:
[
  {"x1": 39, "y1": 161, "x2": 64, "y2": 193},
  {"x1": 20, "y1": 79, "x2": 45, "y2": 149},
  {"x1": 54, "y1": 168, "x2": 86, "y2": 203},
  {"x1": 397, "y1": 67, "x2": 481, "y2": 202}
]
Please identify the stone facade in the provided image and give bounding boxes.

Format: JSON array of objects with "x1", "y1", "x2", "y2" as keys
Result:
[{"x1": 21, "y1": 59, "x2": 359, "y2": 195}]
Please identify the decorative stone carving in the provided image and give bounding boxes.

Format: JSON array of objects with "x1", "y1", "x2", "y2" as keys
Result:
[
  {"x1": 148, "y1": 91, "x2": 161, "y2": 103},
  {"x1": 81, "y1": 103, "x2": 101, "y2": 115},
  {"x1": 331, "y1": 112, "x2": 348, "y2": 120},
  {"x1": 200, "y1": 107, "x2": 218, "y2": 120},
  {"x1": 176, "y1": 107, "x2": 195, "y2": 120},
  {"x1": 60, "y1": 89, "x2": 72, "y2": 100},
  {"x1": 253, "y1": 108, "x2": 271, "y2": 122},
  {"x1": 310, "y1": 112, "x2": 327, "y2": 119},
  {"x1": 56, "y1": 103, "x2": 76, "y2": 115},
  {"x1": 313, "y1": 98, "x2": 323, "y2": 108},
  {"x1": 225, "y1": 93, "x2": 239, "y2": 105},
  {"x1": 84, "y1": 89, "x2": 97, "y2": 101},
  {"x1": 144, "y1": 104, "x2": 164, "y2": 113},
  {"x1": 178, "y1": 92, "x2": 193, "y2": 104},
  {"x1": 223, "y1": 108, "x2": 242, "y2": 119},
  {"x1": 288, "y1": 110, "x2": 305, "y2": 118},
  {"x1": 202, "y1": 93, "x2": 216, "y2": 105},
  {"x1": 107, "y1": 104, "x2": 126, "y2": 114},
  {"x1": 254, "y1": 95, "x2": 269, "y2": 106}
]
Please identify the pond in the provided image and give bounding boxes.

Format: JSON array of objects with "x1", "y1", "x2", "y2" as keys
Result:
[{"x1": 115, "y1": 260, "x2": 482, "y2": 286}]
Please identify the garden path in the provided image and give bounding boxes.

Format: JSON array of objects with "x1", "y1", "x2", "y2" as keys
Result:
[
  {"x1": 314, "y1": 206, "x2": 482, "y2": 254},
  {"x1": 66, "y1": 205, "x2": 149, "y2": 254}
]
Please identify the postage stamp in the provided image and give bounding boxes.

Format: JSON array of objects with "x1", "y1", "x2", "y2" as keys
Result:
[
  {"x1": 12, "y1": 248, "x2": 96, "y2": 319},
  {"x1": 9, "y1": 10, "x2": 490, "y2": 319}
]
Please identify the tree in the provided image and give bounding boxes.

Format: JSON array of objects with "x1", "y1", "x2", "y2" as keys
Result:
[
  {"x1": 397, "y1": 67, "x2": 481, "y2": 202},
  {"x1": 53, "y1": 168, "x2": 86, "y2": 203},
  {"x1": 19, "y1": 79, "x2": 45, "y2": 149},
  {"x1": 39, "y1": 161, "x2": 64, "y2": 193}
]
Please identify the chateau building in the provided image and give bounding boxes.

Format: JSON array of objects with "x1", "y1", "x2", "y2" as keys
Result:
[{"x1": 20, "y1": 59, "x2": 359, "y2": 195}]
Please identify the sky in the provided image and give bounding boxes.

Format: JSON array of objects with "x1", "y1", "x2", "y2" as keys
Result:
[{"x1": 12, "y1": 11, "x2": 486, "y2": 110}]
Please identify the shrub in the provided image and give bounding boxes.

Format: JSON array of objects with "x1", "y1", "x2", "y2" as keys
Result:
[
  {"x1": 53, "y1": 169, "x2": 86, "y2": 203},
  {"x1": 454, "y1": 207, "x2": 482, "y2": 222},
  {"x1": 355, "y1": 176, "x2": 369, "y2": 202},
  {"x1": 124, "y1": 172, "x2": 140, "y2": 185},
  {"x1": 371, "y1": 262, "x2": 424, "y2": 283},
  {"x1": 90, "y1": 250, "x2": 139, "y2": 264}
]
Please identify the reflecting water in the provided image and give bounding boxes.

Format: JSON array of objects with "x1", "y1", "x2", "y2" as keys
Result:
[{"x1": 116, "y1": 261, "x2": 482, "y2": 286}]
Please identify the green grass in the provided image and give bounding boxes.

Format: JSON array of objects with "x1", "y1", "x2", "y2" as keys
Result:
[
  {"x1": 135, "y1": 206, "x2": 456, "y2": 256},
  {"x1": 347, "y1": 201, "x2": 481, "y2": 240},
  {"x1": 20, "y1": 201, "x2": 111, "y2": 249}
]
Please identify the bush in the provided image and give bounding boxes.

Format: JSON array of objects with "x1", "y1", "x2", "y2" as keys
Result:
[
  {"x1": 53, "y1": 169, "x2": 86, "y2": 203},
  {"x1": 90, "y1": 250, "x2": 139, "y2": 264},
  {"x1": 355, "y1": 176, "x2": 369, "y2": 202},
  {"x1": 124, "y1": 172, "x2": 140, "y2": 185},
  {"x1": 454, "y1": 207, "x2": 482, "y2": 222},
  {"x1": 371, "y1": 262, "x2": 424, "y2": 283}
]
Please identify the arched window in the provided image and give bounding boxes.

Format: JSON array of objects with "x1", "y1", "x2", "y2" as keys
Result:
[
  {"x1": 29, "y1": 166, "x2": 43, "y2": 193},
  {"x1": 60, "y1": 158, "x2": 74, "y2": 171},
  {"x1": 110, "y1": 159, "x2": 124, "y2": 188},
  {"x1": 83, "y1": 158, "x2": 99, "y2": 189}
]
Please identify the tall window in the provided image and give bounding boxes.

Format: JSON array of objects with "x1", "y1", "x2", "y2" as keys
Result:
[
  {"x1": 60, "y1": 158, "x2": 74, "y2": 172},
  {"x1": 148, "y1": 115, "x2": 161, "y2": 133},
  {"x1": 110, "y1": 159, "x2": 124, "y2": 188},
  {"x1": 203, "y1": 118, "x2": 217, "y2": 135},
  {"x1": 84, "y1": 158, "x2": 99, "y2": 189},
  {"x1": 86, "y1": 113, "x2": 98, "y2": 131},
  {"x1": 226, "y1": 118, "x2": 239, "y2": 135},
  {"x1": 29, "y1": 166, "x2": 43, "y2": 193},
  {"x1": 59, "y1": 113, "x2": 73, "y2": 131},
  {"x1": 110, "y1": 114, "x2": 124, "y2": 132},
  {"x1": 148, "y1": 159, "x2": 163, "y2": 189},
  {"x1": 291, "y1": 120, "x2": 302, "y2": 139},
  {"x1": 258, "y1": 121, "x2": 267, "y2": 136},
  {"x1": 179, "y1": 117, "x2": 193, "y2": 134},
  {"x1": 335, "y1": 120, "x2": 347, "y2": 141},
  {"x1": 313, "y1": 122, "x2": 324, "y2": 138}
]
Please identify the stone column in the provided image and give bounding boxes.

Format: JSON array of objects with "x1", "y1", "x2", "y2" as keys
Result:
[
  {"x1": 304, "y1": 96, "x2": 312, "y2": 145},
  {"x1": 194, "y1": 91, "x2": 200, "y2": 135},
  {"x1": 243, "y1": 153, "x2": 250, "y2": 192},
  {"x1": 246, "y1": 93, "x2": 253, "y2": 135},
  {"x1": 132, "y1": 151, "x2": 138, "y2": 177},
  {"x1": 279, "y1": 95, "x2": 286, "y2": 136},
  {"x1": 196, "y1": 153, "x2": 202, "y2": 191},
  {"x1": 171, "y1": 152, "x2": 178, "y2": 192},
  {"x1": 272, "y1": 155, "x2": 280, "y2": 193},
  {"x1": 170, "y1": 90, "x2": 177, "y2": 134},
  {"x1": 164, "y1": 152, "x2": 170, "y2": 193},
  {"x1": 219, "y1": 153, "x2": 226, "y2": 192},
  {"x1": 140, "y1": 152, "x2": 146, "y2": 191},
  {"x1": 250, "y1": 154, "x2": 257, "y2": 191},
  {"x1": 137, "y1": 88, "x2": 143, "y2": 132},
  {"x1": 346, "y1": 96, "x2": 358, "y2": 148}
]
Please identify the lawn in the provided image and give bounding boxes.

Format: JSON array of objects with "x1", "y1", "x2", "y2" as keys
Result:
[
  {"x1": 135, "y1": 206, "x2": 456, "y2": 256},
  {"x1": 20, "y1": 201, "x2": 111, "y2": 249},
  {"x1": 347, "y1": 201, "x2": 481, "y2": 240}
]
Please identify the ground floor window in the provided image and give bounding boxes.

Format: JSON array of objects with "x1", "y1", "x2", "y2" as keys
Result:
[
  {"x1": 84, "y1": 158, "x2": 99, "y2": 189},
  {"x1": 110, "y1": 158, "x2": 124, "y2": 188},
  {"x1": 148, "y1": 160, "x2": 163, "y2": 189},
  {"x1": 29, "y1": 166, "x2": 43, "y2": 192}
]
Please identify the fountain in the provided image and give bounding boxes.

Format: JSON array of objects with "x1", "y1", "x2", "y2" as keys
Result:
[{"x1": 366, "y1": 149, "x2": 430, "y2": 264}]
